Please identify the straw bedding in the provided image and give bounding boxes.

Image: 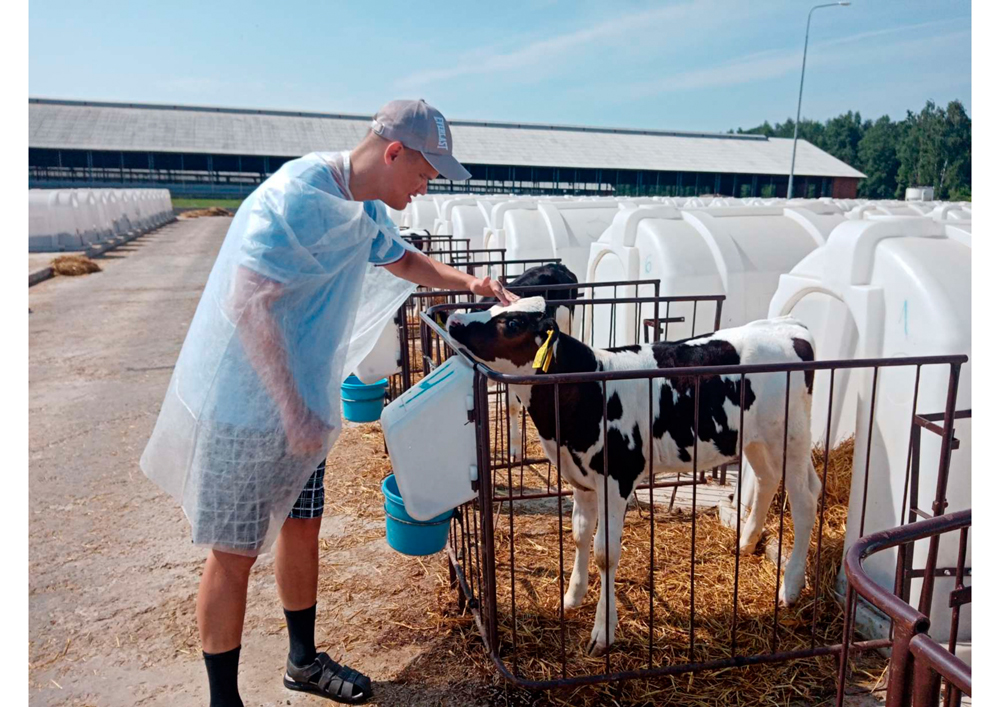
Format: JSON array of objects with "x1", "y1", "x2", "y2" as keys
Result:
[
  {"x1": 50, "y1": 254, "x2": 102, "y2": 276},
  {"x1": 470, "y1": 437, "x2": 887, "y2": 705},
  {"x1": 178, "y1": 206, "x2": 233, "y2": 218},
  {"x1": 342, "y1": 305, "x2": 887, "y2": 703}
]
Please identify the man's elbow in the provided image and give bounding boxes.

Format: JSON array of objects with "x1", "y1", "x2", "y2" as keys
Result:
[{"x1": 383, "y1": 250, "x2": 418, "y2": 279}]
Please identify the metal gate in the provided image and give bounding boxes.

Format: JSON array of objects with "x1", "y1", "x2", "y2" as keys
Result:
[{"x1": 417, "y1": 306, "x2": 967, "y2": 693}]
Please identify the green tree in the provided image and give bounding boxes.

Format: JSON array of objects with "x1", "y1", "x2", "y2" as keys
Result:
[
  {"x1": 857, "y1": 116, "x2": 900, "y2": 199},
  {"x1": 731, "y1": 100, "x2": 971, "y2": 199},
  {"x1": 940, "y1": 100, "x2": 972, "y2": 200},
  {"x1": 896, "y1": 101, "x2": 947, "y2": 198},
  {"x1": 823, "y1": 111, "x2": 866, "y2": 166}
]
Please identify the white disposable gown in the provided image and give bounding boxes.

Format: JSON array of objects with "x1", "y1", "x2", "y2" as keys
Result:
[{"x1": 141, "y1": 152, "x2": 416, "y2": 555}]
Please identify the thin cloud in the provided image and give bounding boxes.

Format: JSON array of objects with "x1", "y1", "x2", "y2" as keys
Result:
[
  {"x1": 396, "y1": 1, "x2": 746, "y2": 88},
  {"x1": 621, "y1": 17, "x2": 970, "y2": 97}
]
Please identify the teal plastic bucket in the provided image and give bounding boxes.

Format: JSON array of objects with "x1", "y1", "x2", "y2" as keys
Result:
[
  {"x1": 381, "y1": 474, "x2": 453, "y2": 556},
  {"x1": 342, "y1": 375, "x2": 388, "y2": 423}
]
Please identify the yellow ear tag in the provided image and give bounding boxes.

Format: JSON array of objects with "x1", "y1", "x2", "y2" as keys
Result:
[{"x1": 532, "y1": 330, "x2": 556, "y2": 372}]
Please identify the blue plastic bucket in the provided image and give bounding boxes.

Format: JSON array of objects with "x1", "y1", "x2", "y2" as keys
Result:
[
  {"x1": 342, "y1": 375, "x2": 388, "y2": 423},
  {"x1": 381, "y1": 474, "x2": 453, "y2": 556}
]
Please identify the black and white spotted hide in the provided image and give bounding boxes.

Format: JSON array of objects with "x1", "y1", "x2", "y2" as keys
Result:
[
  {"x1": 447, "y1": 297, "x2": 821, "y2": 657},
  {"x1": 479, "y1": 263, "x2": 580, "y2": 461}
]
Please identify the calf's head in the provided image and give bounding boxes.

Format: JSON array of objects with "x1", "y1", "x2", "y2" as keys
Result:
[{"x1": 446, "y1": 296, "x2": 558, "y2": 374}]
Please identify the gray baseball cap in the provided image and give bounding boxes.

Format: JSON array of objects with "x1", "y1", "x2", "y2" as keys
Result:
[{"x1": 370, "y1": 99, "x2": 472, "y2": 181}]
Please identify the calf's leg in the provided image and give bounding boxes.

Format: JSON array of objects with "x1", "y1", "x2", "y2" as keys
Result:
[
  {"x1": 507, "y1": 394, "x2": 524, "y2": 461},
  {"x1": 778, "y1": 453, "x2": 821, "y2": 606},
  {"x1": 739, "y1": 443, "x2": 781, "y2": 555},
  {"x1": 587, "y1": 485, "x2": 629, "y2": 657},
  {"x1": 564, "y1": 487, "x2": 597, "y2": 609}
]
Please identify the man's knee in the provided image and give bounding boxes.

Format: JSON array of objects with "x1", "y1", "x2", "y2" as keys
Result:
[
  {"x1": 206, "y1": 548, "x2": 258, "y2": 580},
  {"x1": 281, "y1": 517, "x2": 322, "y2": 544}
]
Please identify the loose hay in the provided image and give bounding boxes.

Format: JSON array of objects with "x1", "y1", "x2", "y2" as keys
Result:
[
  {"x1": 329, "y1": 348, "x2": 882, "y2": 703},
  {"x1": 450, "y1": 437, "x2": 884, "y2": 706},
  {"x1": 50, "y1": 254, "x2": 101, "y2": 276},
  {"x1": 179, "y1": 206, "x2": 233, "y2": 218}
]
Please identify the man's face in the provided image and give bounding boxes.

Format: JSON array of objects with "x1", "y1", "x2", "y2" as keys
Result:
[{"x1": 383, "y1": 144, "x2": 438, "y2": 211}]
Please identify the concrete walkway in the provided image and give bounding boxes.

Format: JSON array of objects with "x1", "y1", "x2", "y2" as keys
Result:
[{"x1": 29, "y1": 218, "x2": 232, "y2": 706}]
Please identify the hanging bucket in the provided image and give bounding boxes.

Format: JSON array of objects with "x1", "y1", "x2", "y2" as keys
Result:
[
  {"x1": 381, "y1": 474, "x2": 453, "y2": 556},
  {"x1": 341, "y1": 375, "x2": 388, "y2": 422}
]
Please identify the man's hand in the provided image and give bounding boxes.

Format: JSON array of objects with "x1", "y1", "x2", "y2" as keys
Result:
[
  {"x1": 470, "y1": 276, "x2": 519, "y2": 306},
  {"x1": 281, "y1": 403, "x2": 332, "y2": 458}
]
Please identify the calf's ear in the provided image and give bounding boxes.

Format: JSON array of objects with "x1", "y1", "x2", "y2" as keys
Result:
[{"x1": 538, "y1": 316, "x2": 559, "y2": 335}]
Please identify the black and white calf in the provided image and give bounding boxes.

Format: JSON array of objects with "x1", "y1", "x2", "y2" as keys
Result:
[
  {"x1": 447, "y1": 297, "x2": 820, "y2": 657},
  {"x1": 481, "y1": 263, "x2": 579, "y2": 461}
]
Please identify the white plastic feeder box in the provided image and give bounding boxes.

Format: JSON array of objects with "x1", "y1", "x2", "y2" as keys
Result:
[{"x1": 381, "y1": 355, "x2": 479, "y2": 521}]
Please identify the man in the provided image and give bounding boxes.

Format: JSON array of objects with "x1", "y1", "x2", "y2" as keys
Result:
[{"x1": 141, "y1": 99, "x2": 516, "y2": 706}]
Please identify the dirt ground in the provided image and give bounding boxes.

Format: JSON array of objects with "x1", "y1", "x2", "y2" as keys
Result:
[{"x1": 28, "y1": 216, "x2": 885, "y2": 706}]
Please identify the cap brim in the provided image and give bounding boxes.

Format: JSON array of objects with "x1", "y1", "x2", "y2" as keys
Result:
[{"x1": 422, "y1": 151, "x2": 472, "y2": 181}]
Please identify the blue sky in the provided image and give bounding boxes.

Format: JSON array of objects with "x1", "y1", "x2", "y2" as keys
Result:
[{"x1": 28, "y1": 0, "x2": 971, "y2": 133}]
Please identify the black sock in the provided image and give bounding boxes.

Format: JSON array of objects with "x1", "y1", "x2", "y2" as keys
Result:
[
  {"x1": 203, "y1": 646, "x2": 243, "y2": 707},
  {"x1": 284, "y1": 604, "x2": 318, "y2": 667}
]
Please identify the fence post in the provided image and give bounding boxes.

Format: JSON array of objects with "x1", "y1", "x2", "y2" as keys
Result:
[
  {"x1": 910, "y1": 643, "x2": 943, "y2": 707},
  {"x1": 918, "y1": 363, "x2": 962, "y2": 617}
]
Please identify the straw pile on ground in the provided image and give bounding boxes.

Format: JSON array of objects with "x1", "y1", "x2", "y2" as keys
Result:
[
  {"x1": 451, "y1": 437, "x2": 886, "y2": 706},
  {"x1": 50, "y1": 254, "x2": 102, "y2": 276},
  {"x1": 179, "y1": 206, "x2": 233, "y2": 218}
]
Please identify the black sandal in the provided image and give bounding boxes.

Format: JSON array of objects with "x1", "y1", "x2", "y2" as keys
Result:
[{"x1": 283, "y1": 652, "x2": 372, "y2": 704}]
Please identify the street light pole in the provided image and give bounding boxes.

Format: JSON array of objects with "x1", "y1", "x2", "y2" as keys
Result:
[{"x1": 787, "y1": 2, "x2": 850, "y2": 199}]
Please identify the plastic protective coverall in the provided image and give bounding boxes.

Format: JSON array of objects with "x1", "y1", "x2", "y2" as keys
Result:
[{"x1": 141, "y1": 152, "x2": 416, "y2": 555}]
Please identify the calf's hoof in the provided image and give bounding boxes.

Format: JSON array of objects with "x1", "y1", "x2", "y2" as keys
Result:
[
  {"x1": 778, "y1": 577, "x2": 804, "y2": 607},
  {"x1": 587, "y1": 638, "x2": 608, "y2": 658},
  {"x1": 586, "y1": 631, "x2": 610, "y2": 658},
  {"x1": 562, "y1": 589, "x2": 586, "y2": 611},
  {"x1": 738, "y1": 535, "x2": 760, "y2": 556}
]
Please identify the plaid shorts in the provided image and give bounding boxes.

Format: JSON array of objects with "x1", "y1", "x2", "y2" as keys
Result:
[
  {"x1": 288, "y1": 460, "x2": 327, "y2": 519},
  {"x1": 190, "y1": 424, "x2": 328, "y2": 553}
]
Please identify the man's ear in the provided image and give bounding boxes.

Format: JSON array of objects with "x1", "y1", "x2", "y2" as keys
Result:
[{"x1": 384, "y1": 141, "x2": 405, "y2": 165}]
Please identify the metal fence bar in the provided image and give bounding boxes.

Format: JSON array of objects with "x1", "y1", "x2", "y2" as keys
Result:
[
  {"x1": 731, "y1": 373, "x2": 746, "y2": 657},
  {"x1": 838, "y1": 509, "x2": 970, "y2": 707},
  {"x1": 772, "y1": 371, "x2": 791, "y2": 654},
  {"x1": 554, "y1": 381, "x2": 568, "y2": 679},
  {"x1": 810, "y1": 368, "x2": 836, "y2": 649},
  {"x1": 689, "y1": 377, "x2": 700, "y2": 661},
  {"x1": 917, "y1": 363, "x2": 963, "y2": 617},
  {"x1": 430, "y1": 307, "x2": 969, "y2": 692},
  {"x1": 647, "y1": 378, "x2": 655, "y2": 670},
  {"x1": 945, "y1": 524, "x2": 969, "y2": 707},
  {"x1": 602, "y1": 380, "x2": 611, "y2": 673}
]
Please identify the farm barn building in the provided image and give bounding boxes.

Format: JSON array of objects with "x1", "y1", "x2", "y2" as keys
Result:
[{"x1": 29, "y1": 98, "x2": 864, "y2": 199}]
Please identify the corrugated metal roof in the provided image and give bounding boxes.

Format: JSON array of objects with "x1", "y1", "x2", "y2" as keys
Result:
[{"x1": 28, "y1": 98, "x2": 865, "y2": 178}]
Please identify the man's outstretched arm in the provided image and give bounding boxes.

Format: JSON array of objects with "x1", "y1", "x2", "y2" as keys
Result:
[{"x1": 382, "y1": 249, "x2": 518, "y2": 305}]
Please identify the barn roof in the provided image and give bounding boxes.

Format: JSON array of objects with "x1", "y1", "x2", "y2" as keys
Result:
[{"x1": 28, "y1": 98, "x2": 865, "y2": 178}]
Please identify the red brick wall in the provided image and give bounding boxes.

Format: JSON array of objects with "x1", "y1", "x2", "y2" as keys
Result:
[{"x1": 831, "y1": 177, "x2": 859, "y2": 198}]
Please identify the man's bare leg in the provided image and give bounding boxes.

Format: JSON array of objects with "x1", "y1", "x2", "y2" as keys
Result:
[
  {"x1": 274, "y1": 517, "x2": 321, "y2": 611},
  {"x1": 275, "y1": 517, "x2": 322, "y2": 668},
  {"x1": 198, "y1": 549, "x2": 257, "y2": 707}
]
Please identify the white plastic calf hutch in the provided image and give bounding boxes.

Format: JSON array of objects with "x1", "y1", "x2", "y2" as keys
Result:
[
  {"x1": 768, "y1": 217, "x2": 971, "y2": 653},
  {"x1": 404, "y1": 196, "x2": 440, "y2": 232},
  {"x1": 29, "y1": 191, "x2": 78, "y2": 251},
  {"x1": 484, "y1": 199, "x2": 625, "y2": 284},
  {"x1": 482, "y1": 197, "x2": 539, "y2": 254},
  {"x1": 585, "y1": 204, "x2": 843, "y2": 348}
]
